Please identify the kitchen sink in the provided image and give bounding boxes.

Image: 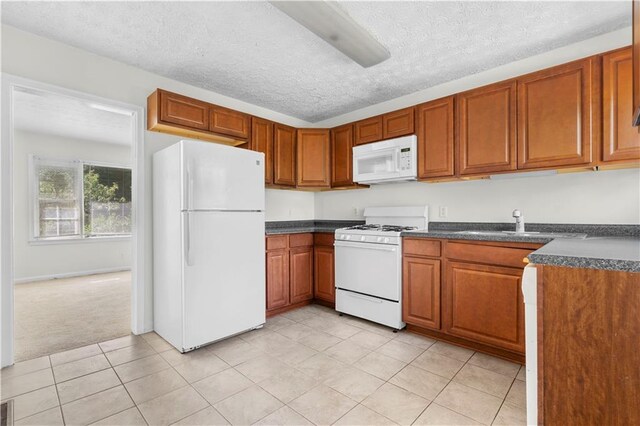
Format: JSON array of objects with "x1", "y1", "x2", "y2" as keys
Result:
[{"x1": 455, "y1": 230, "x2": 587, "y2": 239}]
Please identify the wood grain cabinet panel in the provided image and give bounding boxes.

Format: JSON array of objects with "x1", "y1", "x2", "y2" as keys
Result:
[
  {"x1": 457, "y1": 81, "x2": 517, "y2": 175},
  {"x1": 383, "y1": 107, "x2": 415, "y2": 139},
  {"x1": 159, "y1": 90, "x2": 209, "y2": 130},
  {"x1": 634, "y1": 0, "x2": 640, "y2": 126},
  {"x1": 210, "y1": 106, "x2": 250, "y2": 139},
  {"x1": 444, "y1": 261, "x2": 525, "y2": 353},
  {"x1": 331, "y1": 124, "x2": 355, "y2": 187},
  {"x1": 416, "y1": 97, "x2": 455, "y2": 179},
  {"x1": 517, "y1": 57, "x2": 598, "y2": 169},
  {"x1": 355, "y1": 116, "x2": 383, "y2": 145},
  {"x1": 290, "y1": 247, "x2": 314, "y2": 304},
  {"x1": 297, "y1": 129, "x2": 330, "y2": 188},
  {"x1": 266, "y1": 249, "x2": 289, "y2": 310},
  {"x1": 314, "y1": 244, "x2": 335, "y2": 304},
  {"x1": 251, "y1": 117, "x2": 274, "y2": 184},
  {"x1": 602, "y1": 48, "x2": 640, "y2": 162},
  {"x1": 403, "y1": 257, "x2": 441, "y2": 330},
  {"x1": 273, "y1": 123, "x2": 297, "y2": 186}
]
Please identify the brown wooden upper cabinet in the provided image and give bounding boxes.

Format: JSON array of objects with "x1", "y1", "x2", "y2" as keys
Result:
[
  {"x1": 273, "y1": 123, "x2": 297, "y2": 187},
  {"x1": 331, "y1": 124, "x2": 355, "y2": 188},
  {"x1": 210, "y1": 106, "x2": 250, "y2": 139},
  {"x1": 250, "y1": 117, "x2": 274, "y2": 184},
  {"x1": 517, "y1": 57, "x2": 597, "y2": 169},
  {"x1": 457, "y1": 80, "x2": 517, "y2": 175},
  {"x1": 297, "y1": 129, "x2": 331, "y2": 188},
  {"x1": 383, "y1": 107, "x2": 415, "y2": 139},
  {"x1": 354, "y1": 116, "x2": 383, "y2": 145},
  {"x1": 633, "y1": 0, "x2": 640, "y2": 126},
  {"x1": 416, "y1": 97, "x2": 455, "y2": 179},
  {"x1": 602, "y1": 48, "x2": 640, "y2": 163},
  {"x1": 156, "y1": 89, "x2": 209, "y2": 130}
]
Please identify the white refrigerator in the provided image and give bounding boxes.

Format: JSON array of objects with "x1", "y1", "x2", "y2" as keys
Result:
[{"x1": 153, "y1": 139, "x2": 265, "y2": 352}]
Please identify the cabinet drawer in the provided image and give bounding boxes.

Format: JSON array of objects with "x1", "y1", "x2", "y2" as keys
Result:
[
  {"x1": 266, "y1": 235, "x2": 288, "y2": 250},
  {"x1": 289, "y1": 233, "x2": 313, "y2": 248},
  {"x1": 314, "y1": 233, "x2": 335, "y2": 246},
  {"x1": 403, "y1": 238, "x2": 441, "y2": 257},
  {"x1": 446, "y1": 242, "x2": 532, "y2": 268}
]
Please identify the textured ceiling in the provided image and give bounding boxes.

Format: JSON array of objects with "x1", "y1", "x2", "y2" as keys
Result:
[
  {"x1": 13, "y1": 88, "x2": 133, "y2": 146},
  {"x1": 1, "y1": 1, "x2": 631, "y2": 122}
]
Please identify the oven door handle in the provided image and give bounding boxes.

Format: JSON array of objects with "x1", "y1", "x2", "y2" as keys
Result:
[{"x1": 334, "y1": 241, "x2": 398, "y2": 252}]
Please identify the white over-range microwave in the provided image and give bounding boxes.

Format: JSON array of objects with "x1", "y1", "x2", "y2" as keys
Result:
[{"x1": 352, "y1": 135, "x2": 417, "y2": 184}]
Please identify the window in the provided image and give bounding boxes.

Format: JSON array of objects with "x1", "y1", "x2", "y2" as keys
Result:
[{"x1": 31, "y1": 156, "x2": 132, "y2": 241}]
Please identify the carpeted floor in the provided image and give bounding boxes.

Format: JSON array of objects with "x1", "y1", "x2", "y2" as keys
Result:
[{"x1": 14, "y1": 271, "x2": 131, "y2": 361}]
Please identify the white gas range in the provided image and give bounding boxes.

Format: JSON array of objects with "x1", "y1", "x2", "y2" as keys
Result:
[{"x1": 334, "y1": 206, "x2": 429, "y2": 330}]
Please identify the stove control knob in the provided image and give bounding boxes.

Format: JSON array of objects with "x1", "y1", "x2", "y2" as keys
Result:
[
  {"x1": 377, "y1": 237, "x2": 383, "y2": 242},
  {"x1": 360, "y1": 236, "x2": 366, "y2": 241},
  {"x1": 384, "y1": 238, "x2": 390, "y2": 243},
  {"x1": 340, "y1": 235, "x2": 345, "y2": 240},
  {"x1": 345, "y1": 235, "x2": 351, "y2": 240}
]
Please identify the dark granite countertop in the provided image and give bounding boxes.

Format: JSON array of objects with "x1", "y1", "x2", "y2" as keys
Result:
[{"x1": 265, "y1": 220, "x2": 363, "y2": 235}]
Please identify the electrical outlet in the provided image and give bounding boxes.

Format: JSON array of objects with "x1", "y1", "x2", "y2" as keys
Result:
[
  {"x1": 353, "y1": 207, "x2": 359, "y2": 216},
  {"x1": 439, "y1": 206, "x2": 448, "y2": 218}
]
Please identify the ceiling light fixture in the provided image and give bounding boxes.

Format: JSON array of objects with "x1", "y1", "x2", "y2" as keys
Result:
[{"x1": 270, "y1": 1, "x2": 390, "y2": 68}]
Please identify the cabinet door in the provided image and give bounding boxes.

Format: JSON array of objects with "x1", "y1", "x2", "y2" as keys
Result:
[
  {"x1": 297, "y1": 129, "x2": 330, "y2": 188},
  {"x1": 290, "y1": 247, "x2": 314, "y2": 304},
  {"x1": 159, "y1": 90, "x2": 209, "y2": 130},
  {"x1": 383, "y1": 107, "x2": 415, "y2": 139},
  {"x1": 603, "y1": 48, "x2": 640, "y2": 162},
  {"x1": 634, "y1": 0, "x2": 640, "y2": 126},
  {"x1": 210, "y1": 106, "x2": 250, "y2": 139},
  {"x1": 251, "y1": 117, "x2": 274, "y2": 184},
  {"x1": 518, "y1": 57, "x2": 597, "y2": 169},
  {"x1": 417, "y1": 97, "x2": 455, "y2": 179},
  {"x1": 266, "y1": 249, "x2": 289, "y2": 310},
  {"x1": 331, "y1": 124, "x2": 354, "y2": 187},
  {"x1": 354, "y1": 116, "x2": 383, "y2": 145},
  {"x1": 314, "y1": 245, "x2": 335, "y2": 303},
  {"x1": 402, "y1": 256, "x2": 441, "y2": 330},
  {"x1": 457, "y1": 81, "x2": 517, "y2": 175},
  {"x1": 273, "y1": 123, "x2": 297, "y2": 186},
  {"x1": 444, "y1": 261, "x2": 525, "y2": 353}
]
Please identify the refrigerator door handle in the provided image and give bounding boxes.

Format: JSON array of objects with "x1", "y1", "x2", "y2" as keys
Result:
[
  {"x1": 185, "y1": 211, "x2": 193, "y2": 266},
  {"x1": 186, "y1": 167, "x2": 194, "y2": 211}
]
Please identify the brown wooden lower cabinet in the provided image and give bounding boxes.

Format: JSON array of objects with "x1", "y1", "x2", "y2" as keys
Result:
[
  {"x1": 313, "y1": 233, "x2": 335, "y2": 305},
  {"x1": 290, "y1": 246, "x2": 314, "y2": 304},
  {"x1": 402, "y1": 256, "x2": 441, "y2": 330},
  {"x1": 266, "y1": 248, "x2": 289, "y2": 310}
]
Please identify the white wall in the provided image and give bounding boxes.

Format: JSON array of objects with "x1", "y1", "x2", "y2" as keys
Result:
[
  {"x1": 265, "y1": 189, "x2": 315, "y2": 221},
  {"x1": 12, "y1": 130, "x2": 132, "y2": 282}
]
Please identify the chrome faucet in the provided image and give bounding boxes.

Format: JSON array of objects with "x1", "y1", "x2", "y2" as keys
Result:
[{"x1": 512, "y1": 209, "x2": 525, "y2": 233}]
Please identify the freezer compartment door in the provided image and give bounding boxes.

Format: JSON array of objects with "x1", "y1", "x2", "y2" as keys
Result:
[
  {"x1": 182, "y1": 211, "x2": 265, "y2": 350},
  {"x1": 181, "y1": 140, "x2": 265, "y2": 211}
]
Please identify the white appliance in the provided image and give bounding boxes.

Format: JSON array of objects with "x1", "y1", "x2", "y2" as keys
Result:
[
  {"x1": 522, "y1": 263, "x2": 538, "y2": 426},
  {"x1": 153, "y1": 140, "x2": 266, "y2": 353},
  {"x1": 352, "y1": 135, "x2": 417, "y2": 184},
  {"x1": 334, "y1": 206, "x2": 428, "y2": 329}
]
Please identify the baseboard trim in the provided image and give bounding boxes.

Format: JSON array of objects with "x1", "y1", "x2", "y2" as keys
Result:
[{"x1": 14, "y1": 267, "x2": 132, "y2": 284}]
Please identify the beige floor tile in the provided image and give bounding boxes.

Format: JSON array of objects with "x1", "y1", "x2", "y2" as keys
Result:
[
  {"x1": 57, "y1": 368, "x2": 121, "y2": 404},
  {"x1": 467, "y1": 353, "x2": 520, "y2": 378},
  {"x1": 15, "y1": 406, "x2": 64, "y2": 426},
  {"x1": 300, "y1": 315, "x2": 333, "y2": 330},
  {"x1": 158, "y1": 348, "x2": 189, "y2": 367},
  {"x1": 289, "y1": 385, "x2": 357, "y2": 425},
  {"x1": 361, "y1": 383, "x2": 429, "y2": 425},
  {"x1": 263, "y1": 315, "x2": 296, "y2": 332},
  {"x1": 92, "y1": 407, "x2": 147, "y2": 425},
  {"x1": 454, "y1": 364, "x2": 514, "y2": 398},
  {"x1": 276, "y1": 323, "x2": 315, "y2": 341},
  {"x1": 173, "y1": 352, "x2": 229, "y2": 383},
  {"x1": 140, "y1": 332, "x2": 162, "y2": 342},
  {"x1": 389, "y1": 364, "x2": 449, "y2": 401},
  {"x1": 137, "y1": 386, "x2": 208, "y2": 426},
  {"x1": 2, "y1": 368, "x2": 55, "y2": 399},
  {"x1": 214, "y1": 385, "x2": 283, "y2": 425},
  {"x1": 0, "y1": 356, "x2": 51, "y2": 380},
  {"x1": 492, "y1": 403, "x2": 526, "y2": 425},
  {"x1": 235, "y1": 354, "x2": 290, "y2": 383},
  {"x1": 104, "y1": 341, "x2": 156, "y2": 366},
  {"x1": 270, "y1": 342, "x2": 318, "y2": 366},
  {"x1": 53, "y1": 354, "x2": 110, "y2": 383},
  {"x1": 428, "y1": 341, "x2": 475, "y2": 362},
  {"x1": 192, "y1": 368, "x2": 253, "y2": 404},
  {"x1": 376, "y1": 339, "x2": 425, "y2": 363},
  {"x1": 172, "y1": 406, "x2": 229, "y2": 425},
  {"x1": 411, "y1": 351, "x2": 465, "y2": 380},
  {"x1": 350, "y1": 319, "x2": 397, "y2": 337},
  {"x1": 516, "y1": 365, "x2": 526, "y2": 382},
  {"x1": 297, "y1": 330, "x2": 342, "y2": 352},
  {"x1": 125, "y1": 368, "x2": 188, "y2": 405},
  {"x1": 281, "y1": 308, "x2": 316, "y2": 322},
  {"x1": 258, "y1": 368, "x2": 318, "y2": 403},
  {"x1": 354, "y1": 351, "x2": 406, "y2": 381},
  {"x1": 393, "y1": 332, "x2": 436, "y2": 350},
  {"x1": 11, "y1": 385, "x2": 59, "y2": 421},
  {"x1": 253, "y1": 405, "x2": 313, "y2": 426},
  {"x1": 334, "y1": 404, "x2": 397, "y2": 426},
  {"x1": 323, "y1": 340, "x2": 370, "y2": 364},
  {"x1": 144, "y1": 337, "x2": 173, "y2": 353},
  {"x1": 323, "y1": 367, "x2": 384, "y2": 402},
  {"x1": 434, "y1": 382, "x2": 503, "y2": 425},
  {"x1": 413, "y1": 403, "x2": 481, "y2": 425},
  {"x1": 296, "y1": 353, "x2": 350, "y2": 382},
  {"x1": 61, "y1": 385, "x2": 134, "y2": 425},
  {"x1": 348, "y1": 330, "x2": 391, "y2": 350},
  {"x1": 98, "y1": 335, "x2": 144, "y2": 353},
  {"x1": 50, "y1": 345, "x2": 102, "y2": 367},
  {"x1": 323, "y1": 321, "x2": 362, "y2": 339},
  {"x1": 242, "y1": 332, "x2": 296, "y2": 355},
  {"x1": 207, "y1": 338, "x2": 264, "y2": 366},
  {"x1": 504, "y1": 379, "x2": 526, "y2": 409},
  {"x1": 114, "y1": 354, "x2": 170, "y2": 383}
]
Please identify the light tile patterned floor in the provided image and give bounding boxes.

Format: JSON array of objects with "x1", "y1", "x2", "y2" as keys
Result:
[{"x1": 0, "y1": 304, "x2": 526, "y2": 425}]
